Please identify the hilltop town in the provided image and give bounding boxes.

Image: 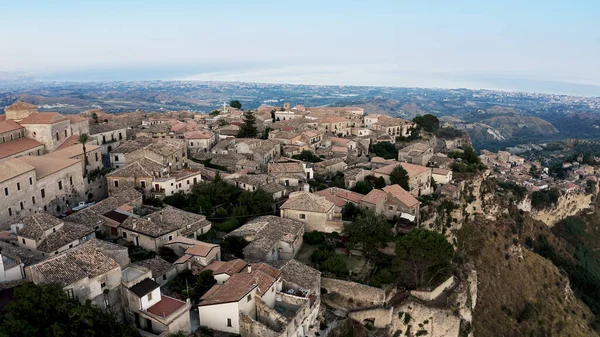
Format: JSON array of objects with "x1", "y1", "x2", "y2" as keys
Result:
[{"x1": 0, "y1": 99, "x2": 599, "y2": 337}]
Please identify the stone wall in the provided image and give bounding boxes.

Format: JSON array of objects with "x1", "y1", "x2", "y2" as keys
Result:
[
  {"x1": 348, "y1": 307, "x2": 393, "y2": 328},
  {"x1": 410, "y1": 275, "x2": 456, "y2": 301},
  {"x1": 239, "y1": 312, "x2": 278, "y2": 337},
  {"x1": 321, "y1": 277, "x2": 387, "y2": 308}
]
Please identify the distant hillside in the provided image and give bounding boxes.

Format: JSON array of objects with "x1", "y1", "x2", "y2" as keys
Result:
[{"x1": 482, "y1": 115, "x2": 559, "y2": 138}]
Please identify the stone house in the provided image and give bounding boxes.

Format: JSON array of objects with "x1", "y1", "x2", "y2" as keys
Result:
[
  {"x1": 432, "y1": 168, "x2": 453, "y2": 185},
  {"x1": 370, "y1": 116, "x2": 415, "y2": 138},
  {"x1": 164, "y1": 237, "x2": 221, "y2": 270},
  {"x1": 184, "y1": 130, "x2": 216, "y2": 154},
  {"x1": 109, "y1": 137, "x2": 153, "y2": 168},
  {"x1": 227, "y1": 174, "x2": 287, "y2": 199},
  {"x1": 0, "y1": 119, "x2": 44, "y2": 161},
  {"x1": 226, "y1": 216, "x2": 304, "y2": 262},
  {"x1": 89, "y1": 122, "x2": 128, "y2": 165},
  {"x1": 197, "y1": 263, "x2": 282, "y2": 335},
  {"x1": 18, "y1": 112, "x2": 74, "y2": 152},
  {"x1": 26, "y1": 240, "x2": 129, "y2": 319},
  {"x1": 106, "y1": 157, "x2": 165, "y2": 195},
  {"x1": 121, "y1": 266, "x2": 191, "y2": 335},
  {"x1": 233, "y1": 139, "x2": 281, "y2": 168},
  {"x1": 126, "y1": 139, "x2": 187, "y2": 172},
  {"x1": 118, "y1": 206, "x2": 212, "y2": 251},
  {"x1": 400, "y1": 162, "x2": 433, "y2": 196},
  {"x1": 0, "y1": 156, "x2": 86, "y2": 223},
  {"x1": 280, "y1": 192, "x2": 341, "y2": 233},
  {"x1": 343, "y1": 168, "x2": 369, "y2": 189},
  {"x1": 360, "y1": 185, "x2": 421, "y2": 222},
  {"x1": 267, "y1": 161, "x2": 313, "y2": 188},
  {"x1": 133, "y1": 256, "x2": 178, "y2": 286},
  {"x1": 397, "y1": 142, "x2": 434, "y2": 166},
  {"x1": 12, "y1": 213, "x2": 96, "y2": 256},
  {"x1": 318, "y1": 116, "x2": 352, "y2": 136},
  {"x1": 314, "y1": 157, "x2": 347, "y2": 175},
  {"x1": 315, "y1": 188, "x2": 365, "y2": 214}
]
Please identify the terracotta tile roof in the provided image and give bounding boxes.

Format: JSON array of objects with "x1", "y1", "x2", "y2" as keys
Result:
[
  {"x1": 184, "y1": 131, "x2": 213, "y2": 139},
  {"x1": 226, "y1": 216, "x2": 304, "y2": 262},
  {"x1": 5, "y1": 102, "x2": 36, "y2": 111},
  {"x1": 331, "y1": 146, "x2": 348, "y2": 153},
  {"x1": 18, "y1": 156, "x2": 80, "y2": 179},
  {"x1": 134, "y1": 257, "x2": 174, "y2": 278},
  {"x1": 0, "y1": 137, "x2": 43, "y2": 159},
  {"x1": 32, "y1": 240, "x2": 120, "y2": 287},
  {"x1": 400, "y1": 162, "x2": 431, "y2": 176},
  {"x1": 0, "y1": 240, "x2": 44, "y2": 266},
  {"x1": 432, "y1": 168, "x2": 451, "y2": 175},
  {"x1": 106, "y1": 157, "x2": 163, "y2": 178},
  {"x1": 48, "y1": 143, "x2": 101, "y2": 159},
  {"x1": 0, "y1": 115, "x2": 5, "y2": 122},
  {"x1": 121, "y1": 206, "x2": 209, "y2": 238},
  {"x1": 18, "y1": 112, "x2": 67, "y2": 125},
  {"x1": 66, "y1": 115, "x2": 88, "y2": 123},
  {"x1": 361, "y1": 189, "x2": 387, "y2": 205},
  {"x1": 199, "y1": 263, "x2": 280, "y2": 306},
  {"x1": 318, "y1": 116, "x2": 348, "y2": 123},
  {"x1": 111, "y1": 137, "x2": 153, "y2": 154},
  {"x1": 0, "y1": 158, "x2": 35, "y2": 182},
  {"x1": 374, "y1": 163, "x2": 400, "y2": 175},
  {"x1": 15, "y1": 213, "x2": 62, "y2": 240},
  {"x1": 89, "y1": 122, "x2": 126, "y2": 134},
  {"x1": 315, "y1": 188, "x2": 364, "y2": 207},
  {"x1": 0, "y1": 120, "x2": 22, "y2": 133},
  {"x1": 204, "y1": 259, "x2": 248, "y2": 276},
  {"x1": 55, "y1": 135, "x2": 80, "y2": 150},
  {"x1": 146, "y1": 295, "x2": 187, "y2": 318},
  {"x1": 35, "y1": 222, "x2": 95, "y2": 253},
  {"x1": 185, "y1": 242, "x2": 219, "y2": 257},
  {"x1": 382, "y1": 185, "x2": 419, "y2": 208},
  {"x1": 268, "y1": 162, "x2": 304, "y2": 174},
  {"x1": 280, "y1": 192, "x2": 335, "y2": 213}
]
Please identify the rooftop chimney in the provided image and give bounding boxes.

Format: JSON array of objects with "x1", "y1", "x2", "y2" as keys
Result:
[{"x1": 247, "y1": 265, "x2": 252, "y2": 273}]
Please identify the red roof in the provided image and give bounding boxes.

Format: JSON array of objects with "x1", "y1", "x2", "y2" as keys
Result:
[
  {"x1": 18, "y1": 112, "x2": 68, "y2": 125},
  {"x1": 0, "y1": 120, "x2": 22, "y2": 133},
  {"x1": 382, "y1": 184, "x2": 419, "y2": 208},
  {"x1": 361, "y1": 189, "x2": 387, "y2": 205},
  {"x1": 146, "y1": 295, "x2": 187, "y2": 318},
  {"x1": 0, "y1": 138, "x2": 44, "y2": 159}
]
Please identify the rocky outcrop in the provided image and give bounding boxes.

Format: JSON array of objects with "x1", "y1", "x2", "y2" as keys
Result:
[{"x1": 518, "y1": 192, "x2": 593, "y2": 226}]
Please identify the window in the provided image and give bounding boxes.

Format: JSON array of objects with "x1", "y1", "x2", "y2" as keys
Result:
[
  {"x1": 114, "y1": 180, "x2": 119, "y2": 188},
  {"x1": 147, "y1": 292, "x2": 153, "y2": 301},
  {"x1": 56, "y1": 132, "x2": 59, "y2": 141},
  {"x1": 168, "y1": 235, "x2": 173, "y2": 241},
  {"x1": 20, "y1": 202, "x2": 24, "y2": 210},
  {"x1": 65, "y1": 289, "x2": 74, "y2": 299},
  {"x1": 226, "y1": 318, "x2": 232, "y2": 327},
  {"x1": 388, "y1": 206, "x2": 393, "y2": 210},
  {"x1": 187, "y1": 180, "x2": 190, "y2": 185},
  {"x1": 64, "y1": 130, "x2": 68, "y2": 138},
  {"x1": 103, "y1": 298, "x2": 110, "y2": 308},
  {"x1": 69, "y1": 177, "x2": 73, "y2": 185},
  {"x1": 44, "y1": 206, "x2": 47, "y2": 212},
  {"x1": 95, "y1": 152, "x2": 98, "y2": 162},
  {"x1": 41, "y1": 189, "x2": 45, "y2": 198},
  {"x1": 163, "y1": 274, "x2": 167, "y2": 281},
  {"x1": 119, "y1": 132, "x2": 123, "y2": 140},
  {"x1": 122, "y1": 231, "x2": 127, "y2": 238},
  {"x1": 114, "y1": 155, "x2": 119, "y2": 161},
  {"x1": 8, "y1": 208, "x2": 12, "y2": 216},
  {"x1": 53, "y1": 228, "x2": 56, "y2": 233},
  {"x1": 100, "y1": 282, "x2": 106, "y2": 288},
  {"x1": 4, "y1": 187, "x2": 7, "y2": 196},
  {"x1": 247, "y1": 294, "x2": 252, "y2": 302},
  {"x1": 58, "y1": 181, "x2": 63, "y2": 190},
  {"x1": 32, "y1": 196, "x2": 35, "y2": 204},
  {"x1": 17, "y1": 182, "x2": 20, "y2": 191},
  {"x1": 140, "y1": 181, "x2": 146, "y2": 188},
  {"x1": 22, "y1": 238, "x2": 25, "y2": 244},
  {"x1": 29, "y1": 177, "x2": 33, "y2": 185},
  {"x1": 69, "y1": 244, "x2": 73, "y2": 248},
  {"x1": 299, "y1": 214, "x2": 306, "y2": 220}
]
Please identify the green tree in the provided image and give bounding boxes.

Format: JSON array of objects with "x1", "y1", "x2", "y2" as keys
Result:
[
  {"x1": 375, "y1": 176, "x2": 386, "y2": 189},
  {"x1": 229, "y1": 100, "x2": 242, "y2": 109},
  {"x1": 413, "y1": 114, "x2": 440, "y2": 132},
  {"x1": 238, "y1": 188, "x2": 273, "y2": 216},
  {"x1": 218, "y1": 119, "x2": 229, "y2": 127},
  {"x1": 389, "y1": 165, "x2": 410, "y2": 190},
  {"x1": 351, "y1": 180, "x2": 373, "y2": 195},
  {"x1": 394, "y1": 228, "x2": 454, "y2": 288},
  {"x1": 292, "y1": 150, "x2": 323, "y2": 163},
  {"x1": 370, "y1": 141, "x2": 397, "y2": 159},
  {"x1": 237, "y1": 110, "x2": 258, "y2": 138},
  {"x1": 0, "y1": 283, "x2": 140, "y2": 337},
  {"x1": 343, "y1": 209, "x2": 392, "y2": 256},
  {"x1": 331, "y1": 172, "x2": 345, "y2": 188},
  {"x1": 91, "y1": 112, "x2": 99, "y2": 124},
  {"x1": 209, "y1": 110, "x2": 220, "y2": 116},
  {"x1": 78, "y1": 133, "x2": 90, "y2": 177}
]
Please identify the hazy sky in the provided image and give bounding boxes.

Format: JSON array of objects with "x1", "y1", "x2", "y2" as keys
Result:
[{"x1": 2, "y1": 0, "x2": 599, "y2": 95}]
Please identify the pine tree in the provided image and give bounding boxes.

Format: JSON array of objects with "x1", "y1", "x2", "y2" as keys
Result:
[{"x1": 238, "y1": 110, "x2": 258, "y2": 138}]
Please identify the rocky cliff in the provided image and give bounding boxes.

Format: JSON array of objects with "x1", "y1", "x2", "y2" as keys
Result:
[{"x1": 518, "y1": 192, "x2": 594, "y2": 226}]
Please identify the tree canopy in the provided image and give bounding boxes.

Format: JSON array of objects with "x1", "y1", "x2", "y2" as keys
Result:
[
  {"x1": 413, "y1": 114, "x2": 440, "y2": 132},
  {"x1": 237, "y1": 110, "x2": 258, "y2": 138},
  {"x1": 292, "y1": 150, "x2": 323, "y2": 163},
  {"x1": 370, "y1": 141, "x2": 397, "y2": 159},
  {"x1": 343, "y1": 209, "x2": 392, "y2": 256},
  {"x1": 389, "y1": 165, "x2": 410, "y2": 190},
  {"x1": 0, "y1": 283, "x2": 140, "y2": 337},
  {"x1": 167, "y1": 270, "x2": 216, "y2": 303},
  {"x1": 449, "y1": 146, "x2": 486, "y2": 173},
  {"x1": 393, "y1": 228, "x2": 454, "y2": 288},
  {"x1": 229, "y1": 100, "x2": 242, "y2": 109}
]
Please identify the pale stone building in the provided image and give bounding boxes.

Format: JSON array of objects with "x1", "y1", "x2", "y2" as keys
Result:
[{"x1": 280, "y1": 192, "x2": 341, "y2": 233}]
